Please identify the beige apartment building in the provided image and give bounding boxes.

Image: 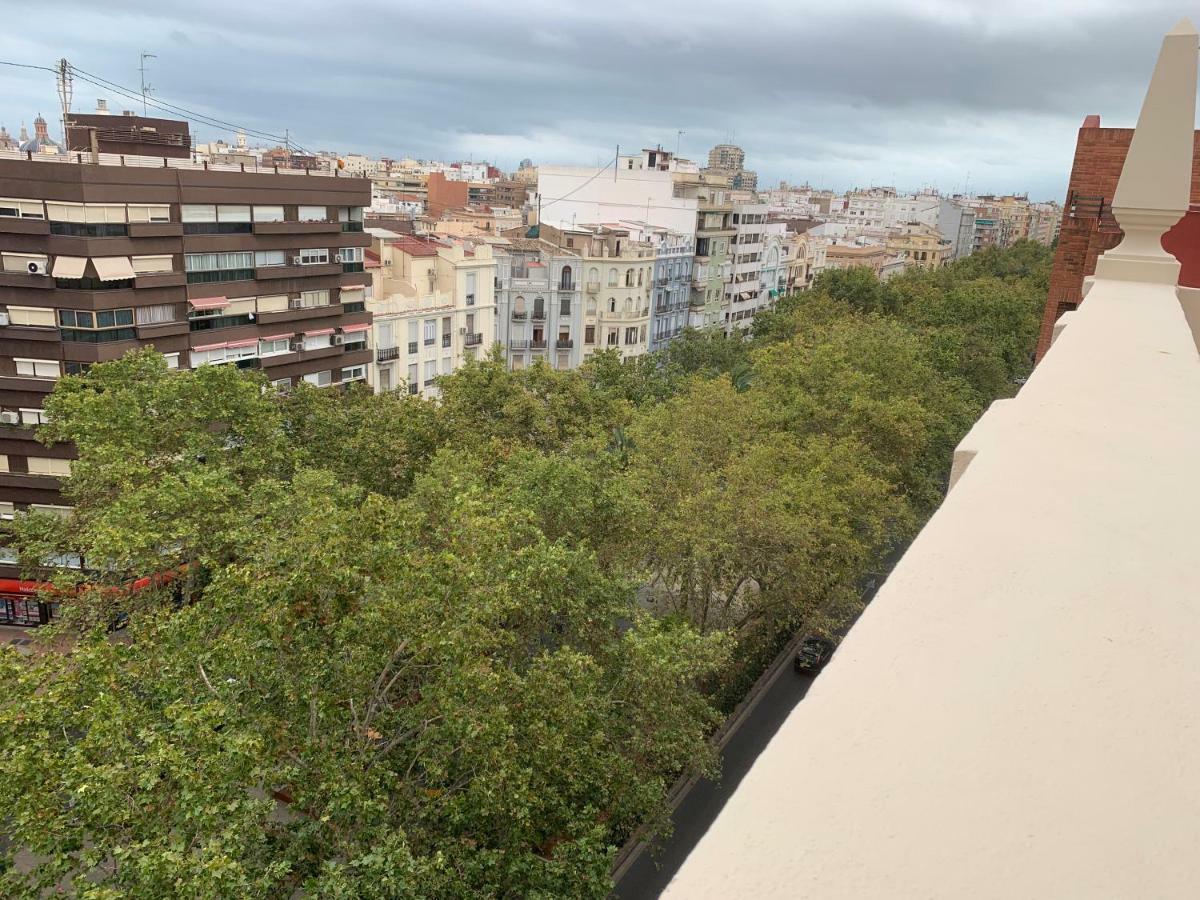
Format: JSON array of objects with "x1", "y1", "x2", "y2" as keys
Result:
[
  {"x1": 365, "y1": 230, "x2": 496, "y2": 395},
  {"x1": 568, "y1": 224, "x2": 654, "y2": 359},
  {"x1": 886, "y1": 224, "x2": 952, "y2": 269}
]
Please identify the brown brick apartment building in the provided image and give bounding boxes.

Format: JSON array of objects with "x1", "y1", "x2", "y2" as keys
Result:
[
  {"x1": 1036, "y1": 115, "x2": 1200, "y2": 360},
  {"x1": 0, "y1": 134, "x2": 372, "y2": 624}
]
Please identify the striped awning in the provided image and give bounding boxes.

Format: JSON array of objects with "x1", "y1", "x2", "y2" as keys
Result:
[
  {"x1": 191, "y1": 341, "x2": 228, "y2": 352},
  {"x1": 342, "y1": 323, "x2": 370, "y2": 333},
  {"x1": 226, "y1": 339, "x2": 258, "y2": 349},
  {"x1": 51, "y1": 256, "x2": 87, "y2": 279},
  {"x1": 260, "y1": 333, "x2": 294, "y2": 341},
  {"x1": 304, "y1": 328, "x2": 334, "y2": 337},
  {"x1": 188, "y1": 296, "x2": 230, "y2": 311},
  {"x1": 92, "y1": 256, "x2": 136, "y2": 281}
]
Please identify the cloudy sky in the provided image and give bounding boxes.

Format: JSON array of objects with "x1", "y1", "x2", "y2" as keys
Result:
[{"x1": 0, "y1": 1, "x2": 1190, "y2": 199}]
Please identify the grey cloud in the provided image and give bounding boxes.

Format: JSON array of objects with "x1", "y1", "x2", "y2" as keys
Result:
[{"x1": 0, "y1": 0, "x2": 1189, "y2": 199}]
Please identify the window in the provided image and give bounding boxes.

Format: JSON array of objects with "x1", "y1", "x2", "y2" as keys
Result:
[
  {"x1": 338, "y1": 246, "x2": 364, "y2": 264},
  {"x1": 441, "y1": 356, "x2": 451, "y2": 375},
  {"x1": 607, "y1": 330, "x2": 618, "y2": 346},
  {"x1": 15, "y1": 358, "x2": 60, "y2": 379},
  {"x1": 608, "y1": 298, "x2": 616, "y2": 313},
  {"x1": 639, "y1": 324, "x2": 646, "y2": 342},
  {"x1": 514, "y1": 295, "x2": 526, "y2": 315},
  {"x1": 6, "y1": 306, "x2": 56, "y2": 327},
  {"x1": 625, "y1": 269, "x2": 634, "y2": 287},
  {"x1": 466, "y1": 271, "x2": 476, "y2": 304},
  {"x1": 253, "y1": 206, "x2": 285, "y2": 222},
  {"x1": 58, "y1": 308, "x2": 136, "y2": 343},
  {"x1": 135, "y1": 304, "x2": 178, "y2": 325},
  {"x1": 0, "y1": 198, "x2": 45, "y2": 219},
  {"x1": 256, "y1": 295, "x2": 289, "y2": 312},
  {"x1": 625, "y1": 327, "x2": 637, "y2": 345},
  {"x1": 64, "y1": 361, "x2": 91, "y2": 376},
  {"x1": 164, "y1": 353, "x2": 180, "y2": 370},
  {"x1": 184, "y1": 252, "x2": 254, "y2": 284},
  {"x1": 423, "y1": 360, "x2": 437, "y2": 386},
  {"x1": 585, "y1": 325, "x2": 596, "y2": 344},
  {"x1": 31, "y1": 504, "x2": 73, "y2": 519},
  {"x1": 342, "y1": 365, "x2": 367, "y2": 382},
  {"x1": 259, "y1": 337, "x2": 291, "y2": 356},
  {"x1": 0, "y1": 501, "x2": 12, "y2": 517},
  {"x1": 423, "y1": 319, "x2": 436, "y2": 345},
  {"x1": 303, "y1": 332, "x2": 333, "y2": 351},
  {"x1": 299, "y1": 248, "x2": 329, "y2": 265},
  {"x1": 181, "y1": 205, "x2": 217, "y2": 223},
  {"x1": 607, "y1": 267, "x2": 618, "y2": 287},
  {"x1": 637, "y1": 269, "x2": 644, "y2": 287},
  {"x1": 344, "y1": 328, "x2": 368, "y2": 352},
  {"x1": 255, "y1": 250, "x2": 287, "y2": 268},
  {"x1": 378, "y1": 366, "x2": 393, "y2": 392},
  {"x1": 298, "y1": 290, "x2": 330, "y2": 308},
  {"x1": 272, "y1": 377, "x2": 292, "y2": 391},
  {"x1": 127, "y1": 204, "x2": 170, "y2": 223},
  {"x1": 408, "y1": 363, "x2": 418, "y2": 390},
  {"x1": 27, "y1": 456, "x2": 70, "y2": 476},
  {"x1": 560, "y1": 295, "x2": 571, "y2": 316},
  {"x1": 298, "y1": 205, "x2": 327, "y2": 223},
  {"x1": 131, "y1": 255, "x2": 174, "y2": 275},
  {"x1": 588, "y1": 267, "x2": 599, "y2": 284},
  {"x1": 586, "y1": 297, "x2": 596, "y2": 316},
  {"x1": 302, "y1": 370, "x2": 333, "y2": 387},
  {"x1": 190, "y1": 343, "x2": 256, "y2": 367},
  {"x1": 340, "y1": 288, "x2": 365, "y2": 306},
  {"x1": 378, "y1": 322, "x2": 394, "y2": 348}
]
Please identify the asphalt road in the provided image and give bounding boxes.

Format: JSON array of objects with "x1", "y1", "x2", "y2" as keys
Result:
[{"x1": 613, "y1": 663, "x2": 818, "y2": 899}]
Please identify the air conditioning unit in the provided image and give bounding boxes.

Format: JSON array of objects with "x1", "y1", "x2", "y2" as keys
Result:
[
  {"x1": 27, "y1": 261, "x2": 47, "y2": 276},
  {"x1": 292, "y1": 256, "x2": 304, "y2": 265},
  {"x1": 459, "y1": 327, "x2": 467, "y2": 334},
  {"x1": 290, "y1": 298, "x2": 304, "y2": 309},
  {"x1": 247, "y1": 312, "x2": 256, "y2": 321},
  {"x1": 0, "y1": 312, "x2": 9, "y2": 327},
  {"x1": 0, "y1": 411, "x2": 19, "y2": 425},
  {"x1": 290, "y1": 338, "x2": 304, "y2": 352},
  {"x1": 333, "y1": 253, "x2": 344, "y2": 264},
  {"x1": 332, "y1": 334, "x2": 345, "y2": 346}
]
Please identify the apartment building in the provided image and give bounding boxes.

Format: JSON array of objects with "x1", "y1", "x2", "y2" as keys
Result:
[
  {"x1": 617, "y1": 221, "x2": 693, "y2": 351},
  {"x1": 365, "y1": 231, "x2": 496, "y2": 395},
  {"x1": 886, "y1": 223, "x2": 952, "y2": 269},
  {"x1": 0, "y1": 142, "x2": 371, "y2": 625},
  {"x1": 674, "y1": 175, "x2": 734, "y2": 330},
  {"x1": 726, "y1": 202, "x2": 769, "y2": 330},
  {"x1": 493, "y1": 229, "x2": 583, "y2": 371}
]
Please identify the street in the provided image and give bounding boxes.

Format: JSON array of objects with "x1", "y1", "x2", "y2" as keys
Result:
[{"x1": 613, "y1": 664, "x2": 818, "y2": 899}]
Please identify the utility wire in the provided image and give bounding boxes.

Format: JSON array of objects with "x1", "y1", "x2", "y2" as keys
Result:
[
  {"x1": 539, "y1": 158, "x2": 617, "y2": 210},
  {"x1": 0, "y1": 58, "x2": 315, "y2": 155}
]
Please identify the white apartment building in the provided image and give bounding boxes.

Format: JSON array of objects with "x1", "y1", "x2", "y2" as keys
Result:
[
  {"x1": 365, "y1": 230, "x2": 496, "y2": 395},
  {"x1": 726, "y1": 202, "x2": 769, "y2": 330},
  {"x1": 536, "y1": 149, "x2": 699, "y2": 238},
  {"x1": 618, "y1": 220, "x2": 695, "y2": 350}
]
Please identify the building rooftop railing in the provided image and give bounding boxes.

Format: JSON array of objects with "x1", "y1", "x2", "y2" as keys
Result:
[{"x1": 0, "y1": 148, "x2": 355, "y2": 178}]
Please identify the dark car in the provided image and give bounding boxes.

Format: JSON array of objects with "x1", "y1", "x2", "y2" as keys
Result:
[{"x1": 793, "y1": 637, "x2": 835, "y2": 674}]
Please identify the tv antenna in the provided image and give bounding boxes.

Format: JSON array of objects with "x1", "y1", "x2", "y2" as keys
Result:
[
  {"x1": 55, "y1": 58, "x2": 73, "y2": 145},
  {"x1": 139, "y1": 51, "x2": 156, "y2": 115}
]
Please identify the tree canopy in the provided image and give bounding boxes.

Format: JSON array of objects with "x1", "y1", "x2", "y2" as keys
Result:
[{"x1": 0, "y1": 241, "x2": 1052, "y2": 898}]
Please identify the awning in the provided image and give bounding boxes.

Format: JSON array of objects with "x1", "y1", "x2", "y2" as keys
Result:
[
  {"x1": 342, "y1": 323, "x2": 370, "y2": 333},
  {"x1": 261, "y1": 333, "x2": 294, "y2": 341},
  {"x1": 340, "y1": 283, "x2": 369, "y2": 291},
  {"x1": 51, "y1": 256, "x2": 87, "y2": 279},
  {"x1": 191, "y1": 341, "x2": 228, "y2": 352},
  {"x1": 188, "y1": 296, "x2": 230, "y2": 311},
  {"x1": 226, "y1": 338, "x2": 258, "y2": 349},
  {"x1": 305, "y1": 328, "x2": 335, "y2": 337},
  {"x1": 91, "y1": 256, "x2": 136, "y2": 282}
]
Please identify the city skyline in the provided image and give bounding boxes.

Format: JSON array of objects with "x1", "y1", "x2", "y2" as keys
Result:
[{"x1": 1, "y1": 0, "x2": 1184, "y2": 201}]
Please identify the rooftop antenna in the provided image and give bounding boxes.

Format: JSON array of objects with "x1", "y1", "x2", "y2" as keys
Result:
[
  {"x1": 676, "y1": 129, "x2": 684, "y2": 157},
  {"x1": 139, "y1": 51, "x2": 156, "y2": 115},
  {"x1": 55, "y1": 58, "x2": 72, "y2": 146}
]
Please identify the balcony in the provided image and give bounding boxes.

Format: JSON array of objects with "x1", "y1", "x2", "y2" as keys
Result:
[
  {"x1": 511, "y1": 310, "x2": 528, "y2": 320},
  {"x1": 341, "y1": 221, "x2": 364, "y2": 232},
  {"x1": 464, "y1": 332, "x2": 483, "y2": 347},
  {"x1": 530, "y1": 311, "x2": 546, "y2": 322},
  {"x1": 441, "y1": 334, "x2": 451, "y2": 348},
  {"x1": 554, "y1": 338, "x2": 573, "y2": 349},
  {"x1": 586, "y1": 280, "x2": 600, "y2": 293},
  {"x1": 658, "y1": 24, "x2": 1200, "y2": 899},
  {"x1": 530, "y1": 339, "x2": 547, "y2": 350},
  {"x1": 558, "y1": 283, "x2": 576, "y2": 292},
  {"x1": 377, "y1": 346, "x2": 400, "y2": 363},
  {"x1": 510, "y1": 339, "x2": 530, "y2": 350}
]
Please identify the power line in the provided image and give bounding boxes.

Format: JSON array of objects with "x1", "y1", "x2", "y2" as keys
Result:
[
  {"x1": 67, "y1": 64, "x2": 301, "y2": 148},
  {"x1": 539, "y1": 158, "x2": 617, "y2": 210}
]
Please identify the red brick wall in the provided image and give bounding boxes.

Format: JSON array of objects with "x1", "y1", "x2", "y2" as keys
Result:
[
  {"x1": 1036, "y1": 122, "x2": 1200, "y2": 360},
  {"x1": 426, "y1": 172, "x2": 469, "y2": 219}
]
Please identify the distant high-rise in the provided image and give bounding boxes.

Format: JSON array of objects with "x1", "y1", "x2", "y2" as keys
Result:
[
  {"x1": 704, "y1": 143, "x2": 757, "y2": 192},
  {"x1": 707, "y1": 144, "x2": 746, "y2": 171}
]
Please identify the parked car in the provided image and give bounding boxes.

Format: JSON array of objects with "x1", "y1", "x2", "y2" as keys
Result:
[{"x1": 794, "y1": 637, "x2": 835, "y2": 674}]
